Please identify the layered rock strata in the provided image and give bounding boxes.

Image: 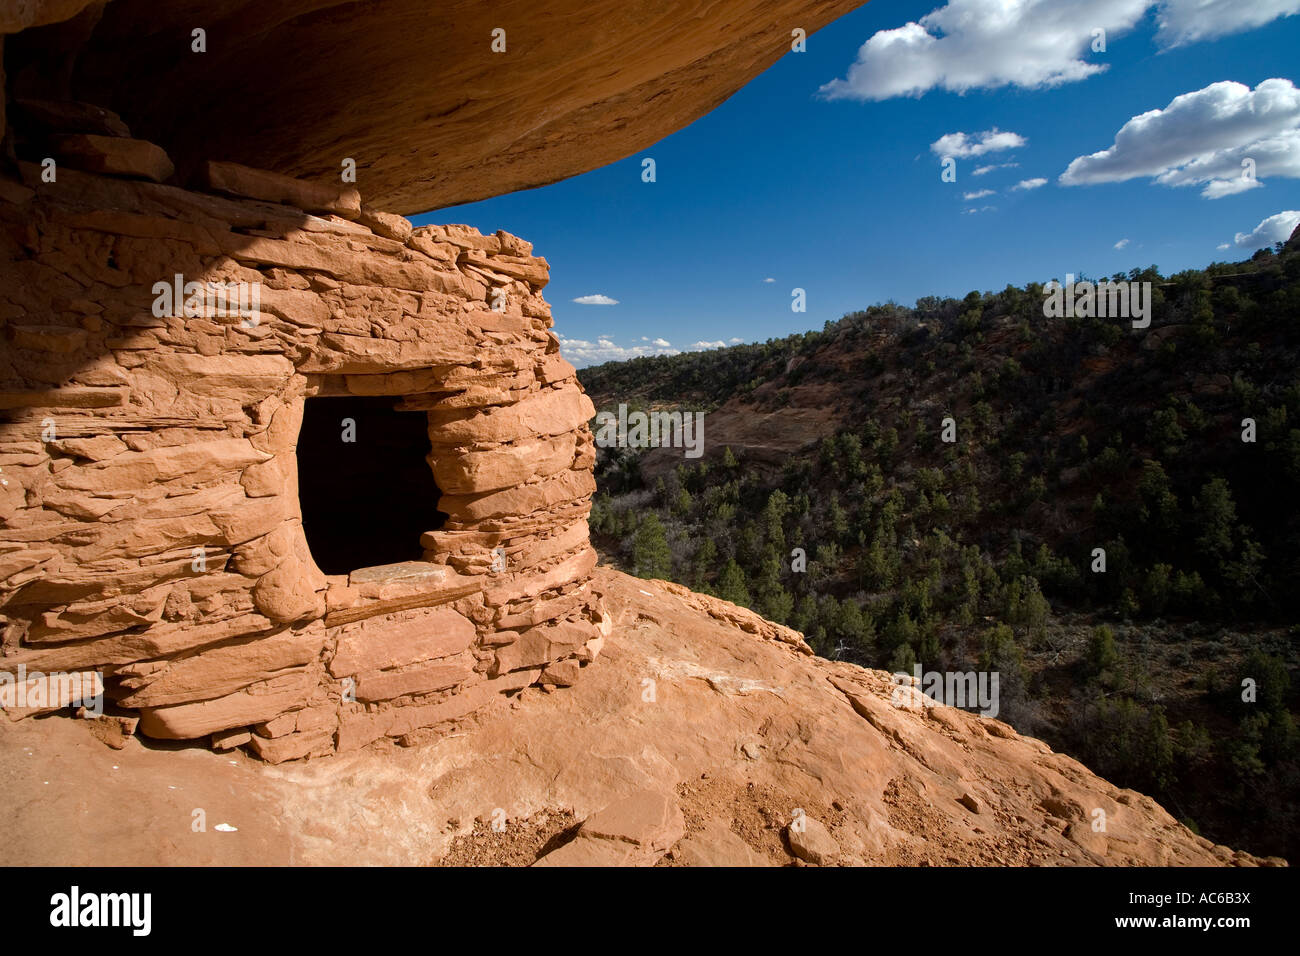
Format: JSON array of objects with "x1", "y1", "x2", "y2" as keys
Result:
[
  {"x1": 1, "y1": 0, "x2": 867, "y2": 213},
  {"x1": 0, "y1": 121, "x2": 606, "y2": 760},
  {"x1": 0, "y1": 569, "x2": 1276, "y2": 866}
]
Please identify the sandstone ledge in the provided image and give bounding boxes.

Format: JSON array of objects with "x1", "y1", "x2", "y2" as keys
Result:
[{"x1": 0, "y1": 568, "x2": 1276, "y2": 866}]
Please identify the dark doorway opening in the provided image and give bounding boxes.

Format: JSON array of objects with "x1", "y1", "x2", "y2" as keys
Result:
[{"x1": 296, "y1": 396, "x2": 447, "y2": 575}]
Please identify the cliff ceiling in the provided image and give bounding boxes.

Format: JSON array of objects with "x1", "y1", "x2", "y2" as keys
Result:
[{"x1": 4, "y1": 0, "x2": 867, "y2": 214}]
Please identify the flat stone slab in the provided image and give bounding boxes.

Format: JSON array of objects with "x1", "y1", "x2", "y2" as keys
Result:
[{"x1": 349, "y1": 562, "x2": 447, "y2": 586}]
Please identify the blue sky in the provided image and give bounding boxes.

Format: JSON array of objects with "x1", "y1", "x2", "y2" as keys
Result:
[{"x1": 412, "y1": 0, "x2": 1300, "y2": 367}]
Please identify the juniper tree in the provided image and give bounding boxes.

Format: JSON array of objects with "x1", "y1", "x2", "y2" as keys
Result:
[{"x1": 632, "y1": 513, "x2": 672, "y2": 579}]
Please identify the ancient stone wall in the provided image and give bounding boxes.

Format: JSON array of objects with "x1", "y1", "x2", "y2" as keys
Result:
[{"x1": 0, "y1": 127, "x2": 606, "y2": 761}]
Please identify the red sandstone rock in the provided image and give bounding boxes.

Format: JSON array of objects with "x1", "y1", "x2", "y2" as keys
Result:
[
  {"x1": 0, "y1": 0, "x2": 98, "y2": 32},
  {"x1": 252, "y1": 559, "x2": 327, "y2": 624},
  {"x1": 136, "y1": 667, "x2": 320, "y2": 739},
  {"x1": 0, "y1": 387, "x2": 124, "y2": 409},
  {"x1": 116, "y1": 627, "x2": 327, "y2": 710},
  {"x1": 354, "y1": 652, "x2": 476, "y2": 703},
  {"x1": 255, "y1": 713, "x2": 297, "y2": 739},
  {"x1": 0, "y1": 160, "x2": 607, "y2": 747},
  {"x1": 441, "y1": 469, "x2": 596, "y2": 522},
  {"x1": 358, "y1": 206, "x2": 413, "y2": 242},
  {"x1": 534, "y1": 789, "x2": 686, "y2": 867},
  {"x1": 210, "y1": 728, "x2": 252, "y2": 751},
  {"x1": 786, "y1": 816, "x2": 839, "y2": 865},
  {"x1": 33, "y1": 0, "x2": 867, "y2": 213},
  {"x1": 1, "y1": 671, "x2": 103, "y2": 720},
  {"x1": 248, "y1": 727, "x2": 335, "y2": 764},
  {"x1": 335, "y1": 667, "x2": 541, "y2": 753},
  {"x1": 432, "y1": 433, "x2": 578, "y2": 495},
  {"x1": 673, "y1": 819, "x2": 771, "y2": 867},
  {"x1": 0, "y1": 566, "x2": 1279, "y2": 867},
  {"x1": 427, "y1": 387, "x2": 595, "y2": 445},
  {"x1": 539, "y1": 659, "x2": 581, "y2": 687},
  {"x1": 328, "y1": 607, "x2": 477, "y2": 678},
  {"x1": 492, "y1": 622, "x2": 586, "y2": 676},
  {"x1": 201, "y1": 161, "x2": 361, "y2": 219},
  {"x1": 51, "y1": 134, "x2": 174, "y2": 182},
  {"x1": 78, "y1": 713, "x2": 138, "y2": 750},
  {"x1": 11, "y1": 97, "x2": 131, "y2": 137}
]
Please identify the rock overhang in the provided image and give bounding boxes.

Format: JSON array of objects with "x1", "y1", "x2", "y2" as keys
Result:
[{"x1": 1, "y1": 0, "x2": 868, "y2": 213}]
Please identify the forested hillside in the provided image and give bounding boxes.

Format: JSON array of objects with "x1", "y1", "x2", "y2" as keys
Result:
[{"x1": 578, "y1": 233, "x2": 1300, "y2": 859}]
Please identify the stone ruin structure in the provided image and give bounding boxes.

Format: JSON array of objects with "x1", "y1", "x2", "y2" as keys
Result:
[
  {"x1": 0, "y1": 115, "x2": 616, "y2": 761},
  {"x1": 0, "y1": 0, "x2": 863, "y2": 760}
]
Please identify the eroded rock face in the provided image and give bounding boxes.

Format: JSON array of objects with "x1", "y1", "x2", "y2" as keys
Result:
[
  {"x1": 0, "y1": 128, "x2": 604, "y2": 757},
  {"x1": 2, "y1": 0, "x2": 867, "y2": 213},
  {"x1": 0, "y1": 568, "x2": 1277, "y2": 866},
  {"x1": 0, "y1": 0, "x2": 97, "y2": 34}
]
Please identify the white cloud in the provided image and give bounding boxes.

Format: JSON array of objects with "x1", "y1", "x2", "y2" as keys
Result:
[
  {"x1": 963, "y1": 188, "x2": 996, "y2": 199},
  {"x1": 1157, "y1": 0, "x2": 1300, "y2": 48},
  {"x1": 819, "y1": 0, "x2": 1299, "y2": 101},
  {"x1": 931, "y1": 129, "x2": 1026, "y2": 159},
  {"x1": 554, "y1": 333, "x2": 745, "y2": 367},
  {"x1": 572, "y1": 294, "x2": 619, "y2": 305},
  {"x1": 729, "y1": 337, "x2": 744, "y2": 344},
  {"x1": 556, "y1": 333, "x2": 678, "y2": 367},
  {"x1": 820, "y1": 0, "x2": 1146, "y2": 100},
  {"x1": 973, "y1": 162, "x2": 1020, "y2": 176},
  {"x1": 1217, "y1": 242, "x2": 1231, "y2": 250},
  {"x1": 963, "y1": 205, "x2": 997, "y2": 214},
  {"x1": 1114, "y1": 238, "x2": 1130, "y2": 249},
  {"x1": 762, "y1": 277, "x2": 776, "y2": 283},
  {"x1": 1166, "y1": 127, "x2": 1300, "y2": 198},
  {"x1": 1059, "y1": 79, "x2": 1300, "y2": 198},
  {"x1": 1233, "y1": 209, "x2": 1300, "y2": 248},
  {"x1": 1012, "y1": 177, "x2": 1048, "y2": 191},
  {"x1": 1202, "y1": 177, "x2": 1263, "y2": 198}
]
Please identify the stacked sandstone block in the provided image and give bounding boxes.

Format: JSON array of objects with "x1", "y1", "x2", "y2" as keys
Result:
[{"x1": 0, "y1": 118, "x2": 606, "y2": 761}]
